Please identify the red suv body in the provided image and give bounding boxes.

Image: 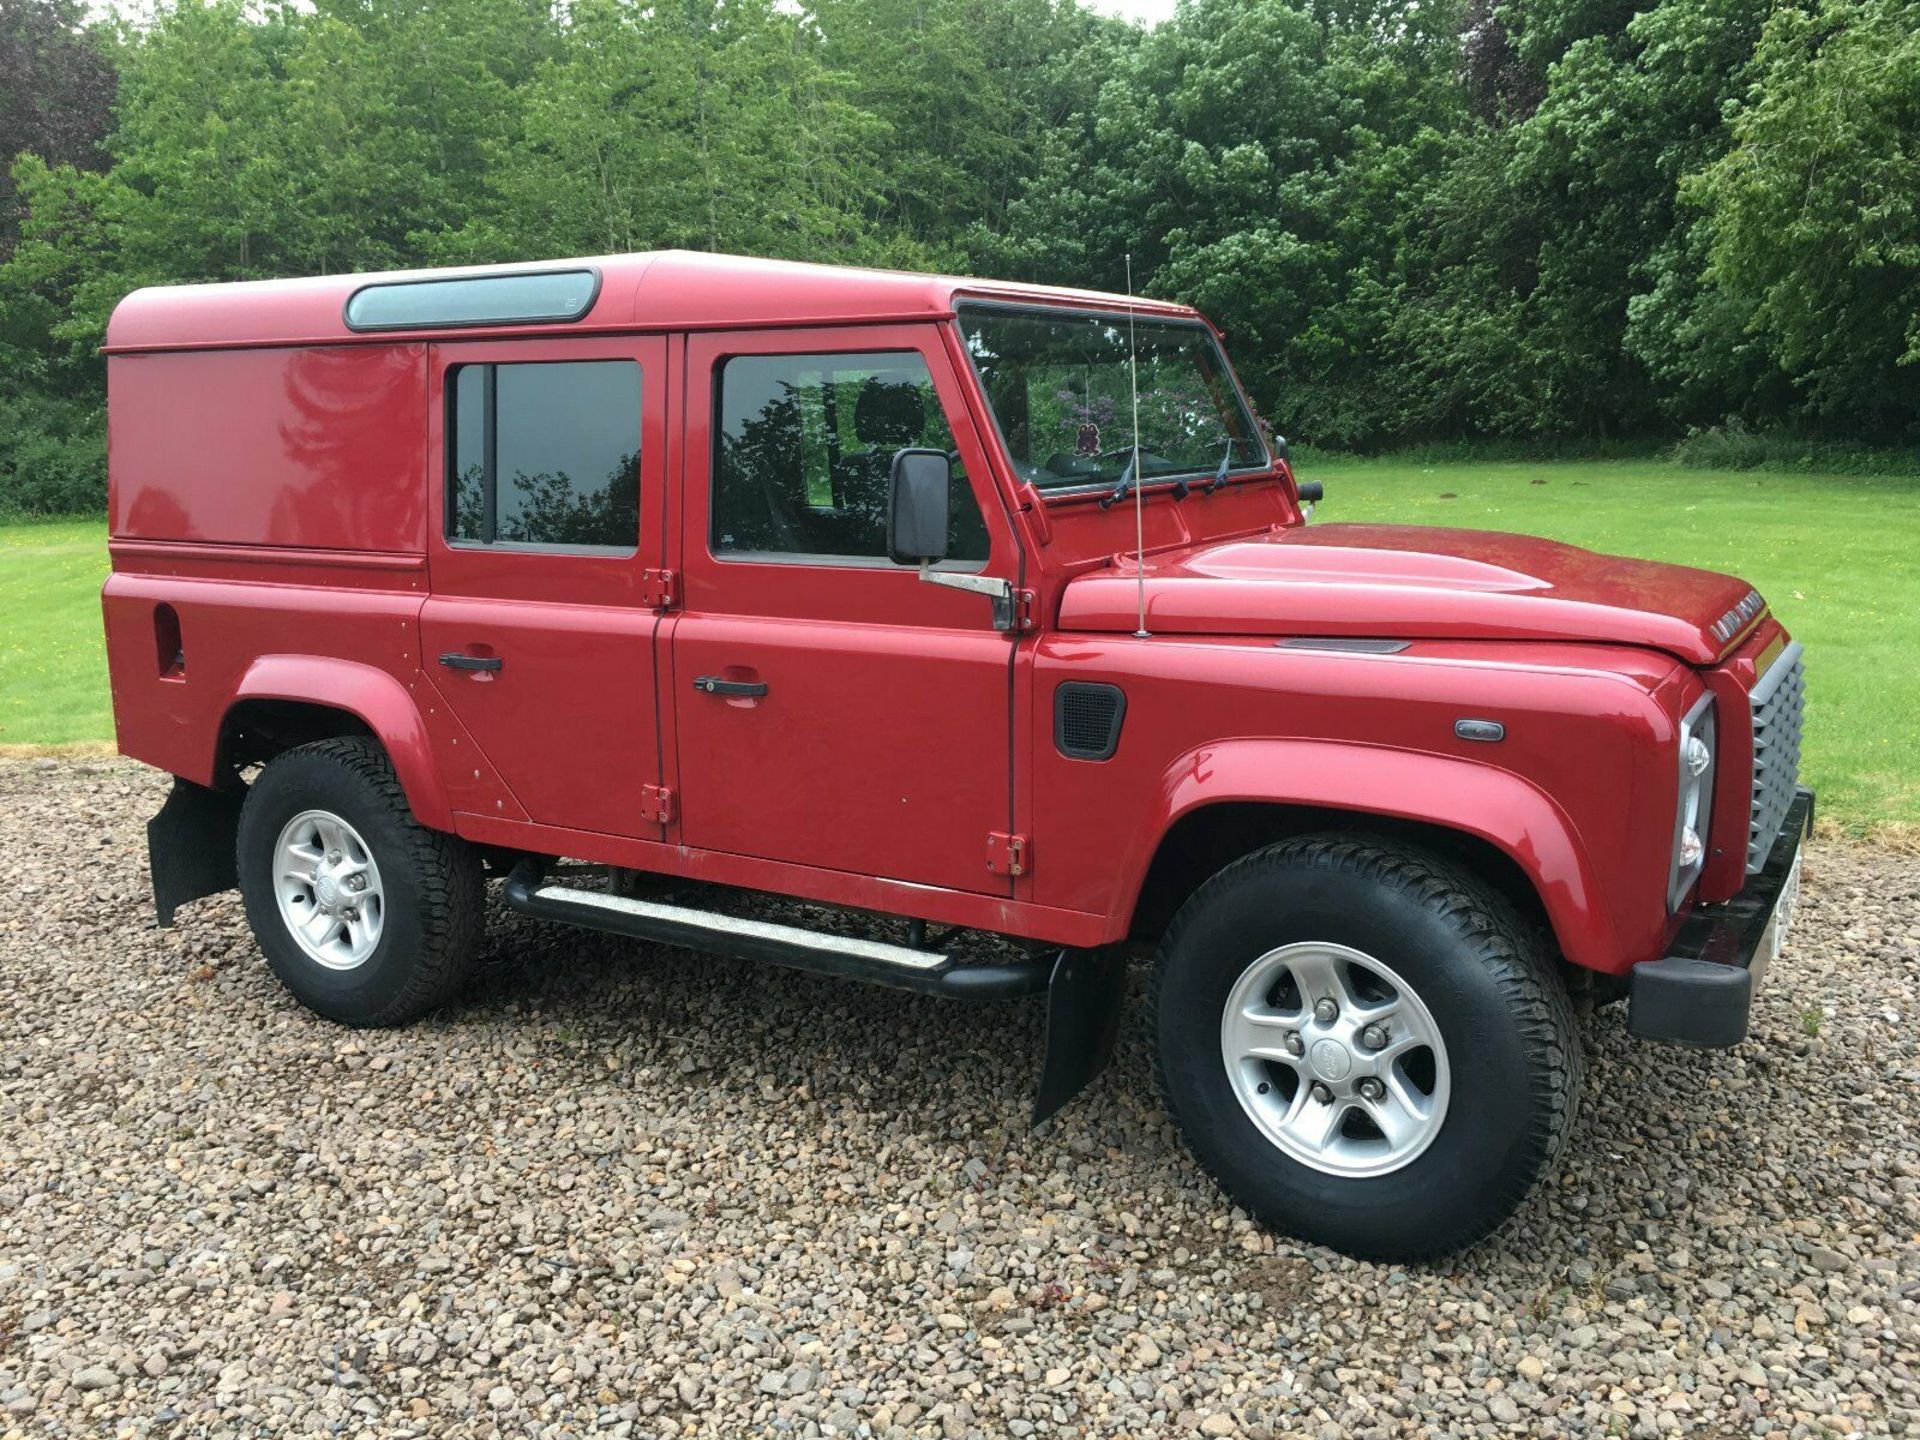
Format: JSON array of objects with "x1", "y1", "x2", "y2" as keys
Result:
[{"x1": 102, "y1": 252, "x2": 1811, "y2": 1258}]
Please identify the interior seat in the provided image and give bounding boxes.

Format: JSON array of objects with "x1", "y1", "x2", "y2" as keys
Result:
[{"x1": 829, "y1": 372, "x2": 926, "y2": 553}]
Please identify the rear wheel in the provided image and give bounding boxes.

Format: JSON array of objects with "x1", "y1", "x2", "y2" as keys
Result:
[
  {"x1": 237, "y1": 737, "x2": 484, "y2": 1026},
  {"x1": 1151, "y1": 834, "x2": 1581, "y2": 1260}
]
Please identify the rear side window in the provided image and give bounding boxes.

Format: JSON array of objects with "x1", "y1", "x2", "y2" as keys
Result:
[
  {"x1": 448, "y1": 361, "x2": 640, "y2": 551},
  {"x1": 711, "y1": 351, "x2": 988, "y2": 564}
]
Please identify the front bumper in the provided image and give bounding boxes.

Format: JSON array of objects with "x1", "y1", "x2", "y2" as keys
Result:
[{"x1": 1627, "y1": 786, "x2": 1814, "y2": 1048}]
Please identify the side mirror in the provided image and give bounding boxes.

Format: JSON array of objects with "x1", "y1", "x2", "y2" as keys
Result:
[{"x1": 888, "y1": 448, "x2": 952, "y2": 566}]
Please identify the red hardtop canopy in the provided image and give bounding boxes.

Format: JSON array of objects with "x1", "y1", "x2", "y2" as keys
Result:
[{"x1": 103, "y1": 249, "x2": 1202, "y2": 354}]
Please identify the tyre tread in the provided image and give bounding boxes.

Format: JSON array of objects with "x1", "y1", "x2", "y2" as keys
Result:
[
  {"x1": 1149, "y1": 833, "x2": 1583, "y2": 1259},
  {"x1": 240, "y1": 737, "x2": 484, "y2": 1027}
]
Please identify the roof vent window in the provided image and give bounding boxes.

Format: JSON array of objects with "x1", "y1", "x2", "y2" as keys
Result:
[{"x1": 344, "y1": 269, "x2": 599, "y2": 332}]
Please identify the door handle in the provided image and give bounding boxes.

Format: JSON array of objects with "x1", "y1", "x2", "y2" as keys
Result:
[
  {"x1": 439, "y1": 652, "x2": 503, "y2": 672},
  {"x1": 693, "y1": 675, "x2": 768, "y2": 698}
]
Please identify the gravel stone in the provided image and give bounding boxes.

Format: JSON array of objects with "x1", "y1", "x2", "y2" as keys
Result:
[{"x1": 2, "y1": 757, "x2": 1916, "y2": 1437}]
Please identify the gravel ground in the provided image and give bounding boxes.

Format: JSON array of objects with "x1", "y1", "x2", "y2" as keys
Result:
[{"x1": 2, "y1": 755, "x2": 1916, "y2": 1440}]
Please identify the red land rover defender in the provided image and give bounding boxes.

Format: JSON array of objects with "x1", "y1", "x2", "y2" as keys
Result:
[{"x1": 101, "y1": 252, "x2": 1810, "y2": 1259}]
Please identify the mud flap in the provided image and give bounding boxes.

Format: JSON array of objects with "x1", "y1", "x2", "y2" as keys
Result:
[
  {"x1": 1031, "y1": 946, "x2": 1129, "y2": 1127},
  {"x1": 148, "y1": 777, "x2": 244, "y2": 926}
]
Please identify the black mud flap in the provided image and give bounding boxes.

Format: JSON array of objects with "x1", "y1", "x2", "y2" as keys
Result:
[
  {"x1": 1031, "y1": 947, "x2": 1130, "y2": 1127},
  {"x1": 148, "y1": 777, "x2": 244, "y2": 926}
]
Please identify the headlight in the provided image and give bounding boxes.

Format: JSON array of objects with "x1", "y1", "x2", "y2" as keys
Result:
[{"x1": 1668, "y1": 694, "x2": 1717, "y2": 910}]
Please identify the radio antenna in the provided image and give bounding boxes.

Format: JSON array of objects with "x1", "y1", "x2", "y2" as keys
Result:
[{"x1": 1126, "y1": 254, "x2": 1149, "y2": 639}]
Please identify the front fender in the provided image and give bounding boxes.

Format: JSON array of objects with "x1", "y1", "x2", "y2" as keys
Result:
[
  {"x1": 229, "y1": 655, "x2": 454, "y2": 831},
  {"x1": 1119, "y1": 738, "x2": 1615, "y2": 971}
]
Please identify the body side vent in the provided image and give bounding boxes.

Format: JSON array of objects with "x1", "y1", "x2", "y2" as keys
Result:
[{"x1": 1055, "y1": 682, "x2": 1126, "y2": 761}]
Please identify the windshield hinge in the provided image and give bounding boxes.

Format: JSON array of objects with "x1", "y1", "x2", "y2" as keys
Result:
[
  {"x1": 987, "y1": 831, "x2": 1030, "y2": 878},
  {"x1": 920, "y1": 568, "x2": 1035, "y2": 633},
  {"x1": 640, "y1": 783, "x2": 674, "y2": 825},
  {"x1": 639, "y1": 569, "x2": 677, "y2": 610}
]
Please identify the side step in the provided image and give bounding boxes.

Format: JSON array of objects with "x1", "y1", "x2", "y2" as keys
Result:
[{"x1": 502, "y1": 860, "x2": 1052, "y2": 999}]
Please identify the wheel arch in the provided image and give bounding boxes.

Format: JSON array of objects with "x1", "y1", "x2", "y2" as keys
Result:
[
  {"x1": 219, "y1": 656, "x2": 453, "y2": 831},
  {"x1": 1118, "y1": 739, "x2": 1615, "y2": 971}
]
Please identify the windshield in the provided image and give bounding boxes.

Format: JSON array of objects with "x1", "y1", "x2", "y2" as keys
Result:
[{"x1": 957, "y1": 304, "x2": 1266, "y2": 492}]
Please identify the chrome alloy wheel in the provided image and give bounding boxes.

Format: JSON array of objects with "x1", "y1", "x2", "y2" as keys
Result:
[
  {"x1": 272, "y1": 809, "x2": 385, "y2": 971},
  {"x1": 1219, "y1": 942, "x2": 1451, "y2": 1178}
]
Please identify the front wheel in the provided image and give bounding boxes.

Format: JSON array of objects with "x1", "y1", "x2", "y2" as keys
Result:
[{"x1": 1151, "y1": 835, "x2": 1582, "y2": 1260}]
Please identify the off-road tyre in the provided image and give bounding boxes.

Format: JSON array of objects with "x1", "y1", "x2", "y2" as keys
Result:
[
  {"x1": 236, "y1": 737, "x2": 484, "y2": 1026},
  {"x1": 1151, "y1": 834, "x2": 1582, "y2": 1260}
]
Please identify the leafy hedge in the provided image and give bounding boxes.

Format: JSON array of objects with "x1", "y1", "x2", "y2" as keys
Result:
[
  {"x1": 3, "y1": 0, "x2": 1918, "y2": 513},
  {"x1": 1671, "y1": 423, "x2": 1920, "y2": 477}
]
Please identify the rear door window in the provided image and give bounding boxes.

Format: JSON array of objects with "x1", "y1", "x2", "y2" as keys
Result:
[{"x1": 448, "y1": 360, "x2": 640, "y2": 551}]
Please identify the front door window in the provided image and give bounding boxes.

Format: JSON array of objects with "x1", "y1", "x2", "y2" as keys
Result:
[{"x1": 711, "y1": 351, "x2": 988, "y2": 564}]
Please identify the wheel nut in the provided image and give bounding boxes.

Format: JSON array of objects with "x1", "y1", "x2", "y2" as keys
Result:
[
  {"x1": 1284, "y1": 1031, "x2": 1305, "y2": 1057},
  {"x1": 1358, "y1": 1077, "x2": 1385, "y2": 1102},
  {"x1": 346, "y1": 874, "x2": 367, "y2": 892},
  {"x1": 327, "y1": 851, "x2": 342, "y2": 865},
  {"x1": 1359, "y1": 1023, "x2": 1389, "y2": 1052},
  {"x1": 1313, "y1": 997, "x2": 1339, "y2": 1024},
  {"x1": 1309, "y1": 1081, "x2": 1333, "y2": 1105}
]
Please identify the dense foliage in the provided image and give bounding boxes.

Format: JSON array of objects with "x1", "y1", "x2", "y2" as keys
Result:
[{"x1": 1, "y1": 0, "x2": 1915, "y2": 512}]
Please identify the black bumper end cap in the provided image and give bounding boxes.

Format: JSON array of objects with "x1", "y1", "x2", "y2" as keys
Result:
[
  {"x1": 1625, "y1": 785, "x2": 1813, "y2": 1049},
  {"x1": 1627, "y1": 956, "x2": 1754, "y2": 1048}
]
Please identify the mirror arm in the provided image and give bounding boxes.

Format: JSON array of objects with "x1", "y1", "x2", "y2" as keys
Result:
[{"x1": 918, "y1": 564, "x2": 1020, "y2": 632}]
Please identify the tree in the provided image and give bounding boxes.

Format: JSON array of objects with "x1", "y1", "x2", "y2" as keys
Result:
[
  {"x1": 5, "y1": 0, "x2": 1920, "y2": 513},
  {"x1": 989, "y1": 0, "x2": 1468, "y2": 446},
  {"x1": 1687, "y1": 0, "x2": 1920, "y2": 435},
  {"x1": 446, "y1": 0, "x2": 885, "y2": 263},
  {"x1": 0, "y1": 0, "x2": 116, "y2": 255}
]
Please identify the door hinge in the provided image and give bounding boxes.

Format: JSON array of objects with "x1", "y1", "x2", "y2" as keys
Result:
[
  {"x1": 1013, "y1": 588, "x2": 1038, "y2": 632},
  {"x1": 639, "y1": 568, "x2": 677, "y2": 610},
  {"x1": 987, "y1": 831, "x2": 1030, "y2": 877},
  {"x1": 640, "y1": 783, "x2": 674, "y2": 825}
]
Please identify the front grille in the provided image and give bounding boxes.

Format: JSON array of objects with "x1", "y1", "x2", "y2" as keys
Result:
[{"x1": 1747, "y1": 643, "x2": 1805, "y2": 872}]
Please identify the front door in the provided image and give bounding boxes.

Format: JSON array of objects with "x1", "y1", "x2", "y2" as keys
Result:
[
  {"x1": 422, "y1": 335, "x2": 670, "y2": 838},
  {"x1": 668, "y1": 325, "x2": 1022, "y2": 894}
]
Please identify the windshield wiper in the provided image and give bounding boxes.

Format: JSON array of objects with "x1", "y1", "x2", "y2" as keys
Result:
[
  {"x1": 1201, "y1": 438, "x2": 1235, "y2": 496},
  {"x1": 1096, "y1": 453, "x2": 1196, "y2": 506}
]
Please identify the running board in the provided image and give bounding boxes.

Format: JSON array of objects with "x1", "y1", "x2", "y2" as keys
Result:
[{"x1": 502, "y1": 860, "x2": 1052, "y2": 1000}]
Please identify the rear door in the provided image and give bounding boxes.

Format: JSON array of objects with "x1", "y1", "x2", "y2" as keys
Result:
[
  {"x1": 422, "y1": 335, "x2": 671, "y2": 837},
  {"x1": 667, "y1": 325, "x2": 1022, "y2": 894}
]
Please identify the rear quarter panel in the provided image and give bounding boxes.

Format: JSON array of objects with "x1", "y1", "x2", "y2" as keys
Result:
[
  {"x1": 108, "y1": 344, "x2": 427, "y2": 551},
  {"x1": 102, "y1": 562, "x2": 514, "y2": 831}
]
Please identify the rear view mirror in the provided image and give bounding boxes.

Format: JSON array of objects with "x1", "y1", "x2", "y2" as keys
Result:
[{"x1": 888, "y1": 448, "x2": 952, "y2": 566}]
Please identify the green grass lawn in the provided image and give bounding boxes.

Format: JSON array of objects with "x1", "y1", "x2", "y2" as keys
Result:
[
  {"x1": 0, "y1": 517, "x2": 111, "y2": 749},
  {"x1": 3, "y1": 459, "x2": 1915, "y2": 827}
]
